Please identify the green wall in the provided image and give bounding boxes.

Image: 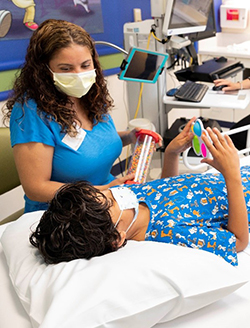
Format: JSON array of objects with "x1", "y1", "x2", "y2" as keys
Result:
[
  {"x1": 0, "y1": 70, "x2": 19, "y2": 93},
  {"x1": 0, "y1": 53, "x2": 124, "y2": 93},
  {"x1": 99, "y1": 53, "x2": 124, "y2": 70}
]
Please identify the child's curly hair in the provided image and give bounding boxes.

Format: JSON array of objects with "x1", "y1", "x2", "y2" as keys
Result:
[{"x1": 30, "y1": 181, "x2": 125, "y2": 264}]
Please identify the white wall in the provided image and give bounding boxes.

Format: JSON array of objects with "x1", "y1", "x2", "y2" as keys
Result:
[
  {"x1": 107, "y1": 75, "x2": 131, "y2": 164},
  {"x1": 1, "y1": 100, "x2": 25, "y2": 221},
  {"x1": 0, "y1": 101, "x2": 6, "y2": 127}
]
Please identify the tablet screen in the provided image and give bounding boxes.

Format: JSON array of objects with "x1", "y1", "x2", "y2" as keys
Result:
[{"x1": 119, "y1": 48, "x2": 169, "y2": 83}]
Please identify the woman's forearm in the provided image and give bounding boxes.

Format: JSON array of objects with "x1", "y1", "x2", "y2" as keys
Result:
[
  {"x1": 118, "y1": 131, "x2": 133, "y2": 147},
  {"x1": 232, "y1": 78, "x2": 250, "y2": 90},
  {"x1": 240, "y1": 78, "x2": 250, "y2": 90},
  {"x1": 23, "y1": 180, "x2": 64, "y2": 203}
]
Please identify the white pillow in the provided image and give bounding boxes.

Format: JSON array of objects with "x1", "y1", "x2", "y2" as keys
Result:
[{"x1": 1, "y1": 211, "x2": 248, "y2": 328}]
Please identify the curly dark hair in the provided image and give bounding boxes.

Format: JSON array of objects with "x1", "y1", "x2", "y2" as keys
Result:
[
  {"x1": 29, "y1": 181, "x2": 125, "y2": 264},
  {"x1": 3, "y1": 19, "x2": 113, "y2": 135}
]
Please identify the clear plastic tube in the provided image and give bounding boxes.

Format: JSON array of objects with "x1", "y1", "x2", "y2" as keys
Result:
[{"x1": 127, "y1": 129, "x2": 159, "y2": 184}]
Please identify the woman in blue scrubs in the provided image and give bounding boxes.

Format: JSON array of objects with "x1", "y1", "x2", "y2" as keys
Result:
[{"x1": 3, "y1": 19, "x2": 157, "y2": 213}]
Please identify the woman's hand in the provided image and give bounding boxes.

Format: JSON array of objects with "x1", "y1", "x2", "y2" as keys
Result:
[
  {"x1": 165, "y1": 117, "x2": 195, "y2": 156},
  {"x1": 130, "y1": 128, "x2": 163, "y2": 148},
  {"x1": 201, "y1": 127, "x2": 240, "y2": 179},
  {"x1": 213, "y1": 79, "x2": 239, "y2": 91},
  {"x1": 153, "y1": 131, "x2": 163, "y2": 148},
  {"x1": 129, "y1": 128, "x2": 139, "y2": 145},
  {"x1": 118, "y1": 129, "x2": 139, "y2": 147},
  {"x1": 108, "y1": 173, "x2": 135, "y2": 187},
  {"x1": 98, "y1": 173, "x2": 135, "y2": 190},
  {"x1": 119, "y1": 129, "x2": 163, "y2": 148}
]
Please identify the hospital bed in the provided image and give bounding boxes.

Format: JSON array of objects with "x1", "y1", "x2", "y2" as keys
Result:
[{"x1": 0, "y1": 128, "x2": 250, "y2": 328}]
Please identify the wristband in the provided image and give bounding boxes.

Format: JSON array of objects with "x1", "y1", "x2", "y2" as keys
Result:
[{"x1": 237, "y1": 81, "x2": 243, "y2": 90}]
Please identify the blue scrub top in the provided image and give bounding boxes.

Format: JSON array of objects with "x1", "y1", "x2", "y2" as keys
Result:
[{"x1": 10, "y1": 99, "x2": 122, "y2": 213}]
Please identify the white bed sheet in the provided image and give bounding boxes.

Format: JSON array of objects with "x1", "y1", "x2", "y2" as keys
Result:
[
  {"x1": 0, "y1": 223, "x2": 32, "y2": 328},
  {"x1": 0, "y1": 156, "x2": 250, "y2": 328},
  {"x1": 1, "y1": 222, "x2": 250, "y2": 328},
  {"x1": 155, "y1": 252, "x2": 250, "y2": 328}
]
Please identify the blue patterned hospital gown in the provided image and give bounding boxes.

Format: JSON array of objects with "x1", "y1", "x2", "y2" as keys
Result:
[{"x1": 128, "y1": 166, "x2": 250, "y2": 266}]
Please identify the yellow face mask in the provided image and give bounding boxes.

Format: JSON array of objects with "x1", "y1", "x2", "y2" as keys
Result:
[{"x1": 50, "y1": 68, "x2": 96, "y2": 98}]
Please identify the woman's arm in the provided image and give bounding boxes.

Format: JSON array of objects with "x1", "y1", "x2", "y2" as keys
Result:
[
  {"x1": 201, "y1": 128, "x2": 249, "y2": 252},
  {"x1": 13, "y1": 143, "x2": 64, "y2": 202},
  {"x1": 161, "y1": 117, "x2": 195, "y2": 178},
  {"x1": 213, "y1": 78, "x2": 250, "y2": 91},
  {"x1": 118, "y1": 130, "x2": 137, "y2": 147},
  {"x1": 14, "y1": 142, "x2": 135, "y2": 199},
  {"x1": 240, "y1": 78, "x2": 250, "y2": 90}
]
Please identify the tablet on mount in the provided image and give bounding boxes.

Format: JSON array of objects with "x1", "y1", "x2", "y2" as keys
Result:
[{"x1": 118, "y1": 47, "x2": 169, "y2": 84}]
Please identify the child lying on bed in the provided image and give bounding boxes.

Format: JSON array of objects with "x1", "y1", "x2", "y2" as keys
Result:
[{"x1": 30, "y1": 118, "x2": 250, "y2": 266}]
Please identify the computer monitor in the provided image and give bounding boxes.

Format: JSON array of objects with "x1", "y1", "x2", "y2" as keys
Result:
[
  {"x1": 185, "y1": 0, "x2": 216, "y2": 42},
  {"x1": 162, "y1": 0, "x2": 213, "y2": 37}
]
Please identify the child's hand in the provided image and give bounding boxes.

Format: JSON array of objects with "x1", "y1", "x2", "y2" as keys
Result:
[
  {"x1": 201, "y1": 127, "x2": 240, "y2": 179},
  {"x1": 165, "y1": 117, "x2": 196, "y2": 156}
]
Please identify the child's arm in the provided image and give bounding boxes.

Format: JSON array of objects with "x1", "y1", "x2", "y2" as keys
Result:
[
  {"x1": 161, "y1": 117, "x2": 195, "y2": 178},
  {"x1": 201, "y1": 128, "x2": 249, "y2": 252}
]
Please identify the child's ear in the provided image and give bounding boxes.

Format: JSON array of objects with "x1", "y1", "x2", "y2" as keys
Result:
[{"x1": 117, "y1": 231, "x2": 126, "y2": 248}]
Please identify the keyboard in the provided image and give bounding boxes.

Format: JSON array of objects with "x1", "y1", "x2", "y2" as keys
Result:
[{"x1": 174, "y1": 80, "x2": 209, "y2": 103}]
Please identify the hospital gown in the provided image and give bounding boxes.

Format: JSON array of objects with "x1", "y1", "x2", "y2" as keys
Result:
[{"x1": 128, "y1": 166, "x2": 250, "y2": 266}]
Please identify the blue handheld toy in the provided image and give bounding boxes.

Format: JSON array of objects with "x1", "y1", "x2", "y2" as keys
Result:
[{"x1": 191, "y1": 119, "x2": 210, "y2": 158}]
